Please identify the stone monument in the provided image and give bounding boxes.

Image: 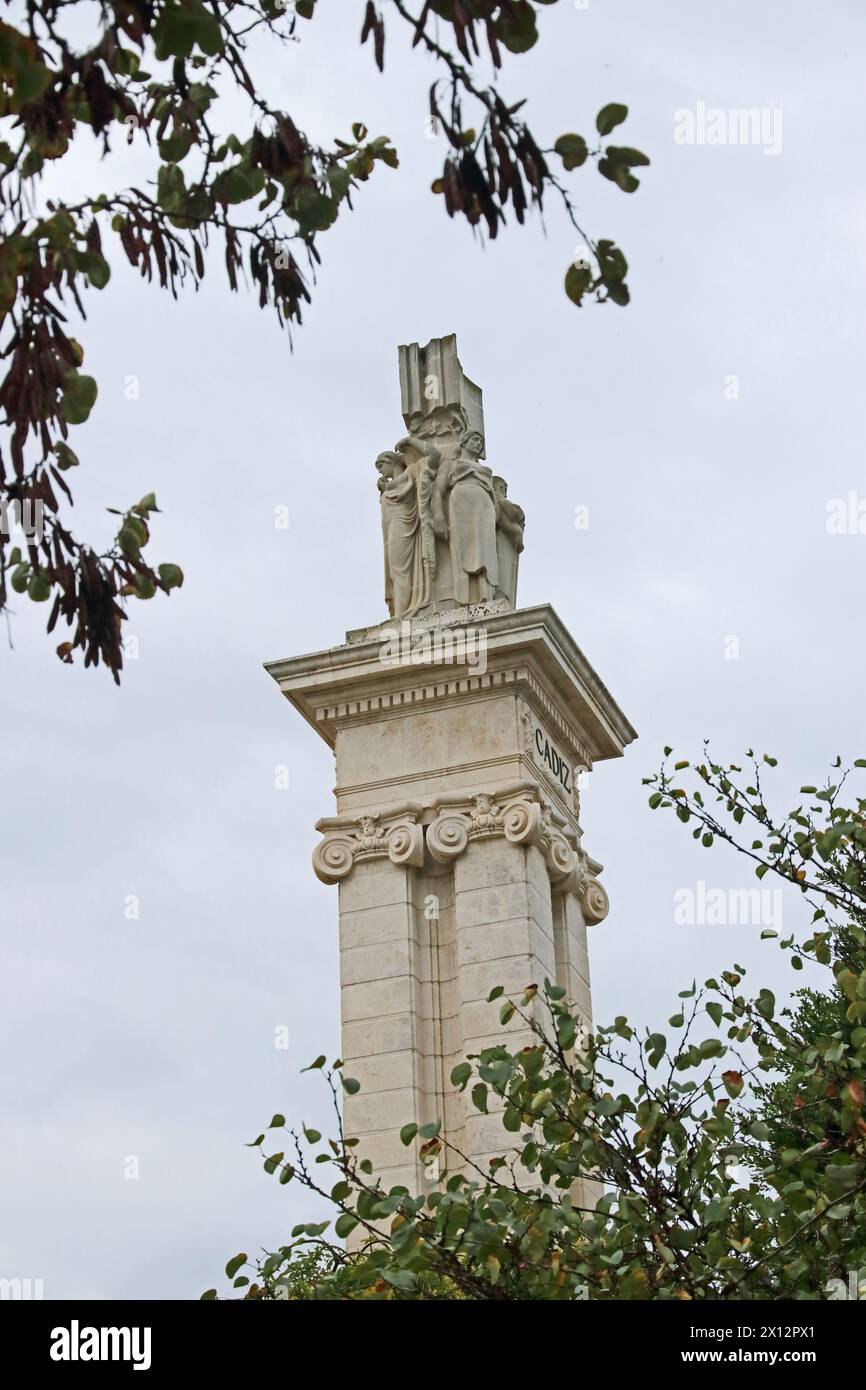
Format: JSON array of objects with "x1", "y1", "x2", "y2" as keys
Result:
[{"x1": 265, "y1": 334, "x2": 636, "y2": 1206}]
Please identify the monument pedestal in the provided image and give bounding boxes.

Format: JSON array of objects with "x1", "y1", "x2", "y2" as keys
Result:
[{"x1": 265, "y1": 602, "x2": 636, "y2": 1200}]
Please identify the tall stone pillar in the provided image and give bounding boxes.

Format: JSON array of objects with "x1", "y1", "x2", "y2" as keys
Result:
[{"x1": 265, "y1": 337, "x2": 636, "y2": 1195}]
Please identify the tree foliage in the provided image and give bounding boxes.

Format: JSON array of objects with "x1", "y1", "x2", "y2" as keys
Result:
[
  {"x1": 207, "y1": 750, "x2": 866, "y2": 1300},
  {"x1": 0, "y1": 1, "x2": 647, "y2": 679}
]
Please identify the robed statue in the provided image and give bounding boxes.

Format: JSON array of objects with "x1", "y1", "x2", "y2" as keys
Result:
[
  {"x1": 376, "y1": 334, "x2": 525, "y2": 620},
  {"x1": 376, "y1": 424, "x2": 524, "y2": 619}
]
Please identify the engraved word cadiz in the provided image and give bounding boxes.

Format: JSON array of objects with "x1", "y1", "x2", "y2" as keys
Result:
[{"x1": 533, "y1": 726, "x2": 573, "y2": 798}]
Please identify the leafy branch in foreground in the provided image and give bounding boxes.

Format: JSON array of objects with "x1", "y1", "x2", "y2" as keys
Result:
[
  {"x1": 207, "y1": 750, "x2": 866, "y2": 1300},
  {"x1": 1, "y1": 1, "x2": 647, "y2": 680}
]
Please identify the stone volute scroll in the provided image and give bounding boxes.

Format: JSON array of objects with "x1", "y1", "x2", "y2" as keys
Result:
[
  {"x1": 309, "y1": 785, "x2": 610, "y2": 926},
  {"x1": 312, "y1": 808, "x2": 427, "y2": 884},
  {"x1": 375, "y1": 334, "x2": 526, "y2": 618}
]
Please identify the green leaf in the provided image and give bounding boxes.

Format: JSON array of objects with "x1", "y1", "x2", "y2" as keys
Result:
[
  {"x1": 224, "y1": 1252, "x2": 247, "y2": 1280},
  {"x1": 494, "y1": 1, "x2": 539, "y2": 53},
  {"x1": 290, "y1": 186, "x2": 338, "y2": 236},
  {"x1": 117, "y1": 525, "x2": 142, "y2": 558},
  {"x1": 342, "y1": 1076, "x2": 361, "y2": 1094},
  {"x1": 471, "y1": 1083, "x2": 488, "y2": 1113},
  {"x1": 606, "y1": 145, "x2": 649, "y2": 169},
  {"x1": 565, "y1": 262, "x2": 592, "y2": 306},
  {"x1": 304, "y1": 1221, "x2": 330, "y2": 1237},
  {"x1": 15, "y1": 60, "x2": 53, "y2": 108},
  {"x1": 61, "y1": 372, "x2": 98, "y2": 426},
  {"x1": 52, "y1": 441, "x2": 79, "y2": 471},
  {"x1": 213, "y1": 161, "x2": 266, "y2": 207},
  {"x1": 269, "y1": 1113, "x2": 285, "y2": 1128},
  {"x1": 153, "y1": 2, "x2": 224, "y2": 62},
  {"x1": 158, "y1": 128, "x2": 195, "y2": 163},
  {"x1": 156, "y1": 162, "x2": 188, "y2": 215},
  {"x1": 826, "y1": 1161, "x2": 864, "y2": 1191},
  {"x1": 596, "y1": 239, "x2": 629, "y2": 296},
  {"x1": 450, "y1": 1062, "x2": 472, "y2": 1088},
  {"x1": 124, "y1": 516, "x2": 148, "y2": 548},
  {"x1": 645, "y1": 1032, "x2": 666, "y2": 1067},
  {"x1": 301, "y1": 1055, "x2": 327, "y2": 1072},
  {"x1": 596, "y1": 103, "x2": 628, "y2": 136},
  {"x1": 27, "y1": 572, "x2": 51, "y2": 602},
  {"x1": 756, "y1": 989, "x2": 776, "y2": 1020},
  {"x1": 81, "y1": 251, "x2": 111, "y2": 290},
  {"x1": 554, "y1": 133, "x2": 588, "y2": 170},
  {"x1": 598, "y1": 144, "x2": 650, "y2": 192},
  {"x1": 334, "y1": 1212, "x2": 358, "y2": 1238},
  {"x1": 400, "y1": 1123, "x2": 418, "y2": 1146}
]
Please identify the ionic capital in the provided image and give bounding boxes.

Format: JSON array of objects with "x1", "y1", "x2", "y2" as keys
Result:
[
  {"x1": 310, "y1": 784, "x2": 610, "y2": 919},
  {"x1": 312, "y1": 806, "x2": 425, "y2": 885}
]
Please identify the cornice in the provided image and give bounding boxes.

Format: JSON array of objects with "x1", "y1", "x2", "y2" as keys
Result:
[{"x1": 265, "y1": 603, "x2": 636, "y2": 764}]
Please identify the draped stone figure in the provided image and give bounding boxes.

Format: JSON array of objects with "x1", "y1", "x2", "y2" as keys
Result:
[
  {"x1": 375, "y1": 335, "x2": 525, "y2": 619},
  {"x1": 434, "y1": 428, "x2": 499, "y2": 605},
  {"x1": 376, "y1": 450, "x2": 424, "y2": 619},
  {"x1": 493, "y1": 475, "x2": 525, "y2": 608}
]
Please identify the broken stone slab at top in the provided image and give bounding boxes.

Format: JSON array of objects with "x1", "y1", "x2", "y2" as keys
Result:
[
  {"x1": 398, "y1": 332, "x2": 485, "y2": 438},
  {"x1": 377, "y1": 334, "x2": 525, "y2": 623}
]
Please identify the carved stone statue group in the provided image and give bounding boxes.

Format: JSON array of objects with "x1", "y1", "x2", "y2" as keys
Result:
[{"x1": 376, "y1": 417, "x2": 525, "y2": 621}]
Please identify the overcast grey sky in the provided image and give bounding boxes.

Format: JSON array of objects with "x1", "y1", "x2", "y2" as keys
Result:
[{"x1": 2, "y1": 0, "x2": 864, "y2": 1298}]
